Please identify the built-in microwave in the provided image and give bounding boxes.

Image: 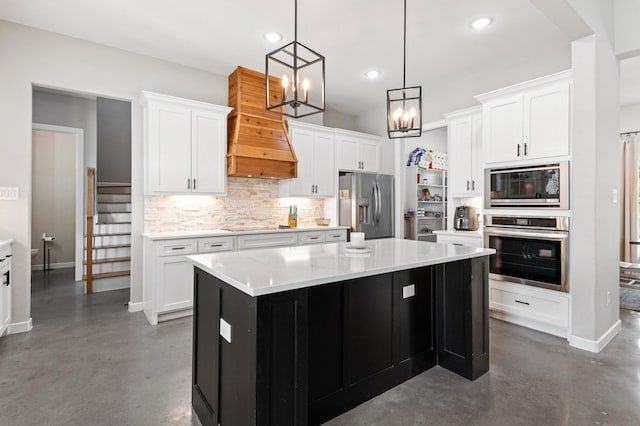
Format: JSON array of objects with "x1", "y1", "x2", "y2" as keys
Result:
[{"x1": 485, "y1": 161, "x2": 569, "y2": 209}]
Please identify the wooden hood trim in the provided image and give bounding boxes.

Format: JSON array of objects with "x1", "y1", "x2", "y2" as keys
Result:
[{"x1": 227, "y1": 66, "x2": 297, "y2": 179}]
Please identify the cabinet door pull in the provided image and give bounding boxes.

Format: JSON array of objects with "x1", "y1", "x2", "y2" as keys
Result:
[
  {"x1": 517, "y1": 144, "x2": 521, "y2": 157},
  {"x1": 466, "y1": 180, "x2": 470, "y2": 191},
  {"x1": 193, "y1": 179, "x2": 197, "y2": 190},
  {"x1": 3, "y1": 270, "x2": 10, "y2": 286},
  {"x1": 472, "y1": 180, "x2": 475, "y2": 191},
  {"x1": 310, "y1": 237, "x2": 320, "y2": 240},
  {"x1": 207, "y1": 243, "x2": 223, "y2": 248},
  {"x1": 452, "y1": 243, "x2": 463, "y2": 246},
  {"x1": 515, "y1": 299, "x2": 530, "y2": 306},
  {"x1": 524, "y1": 143, "x2": 528, "y2": 156},
  {"x1": 187, "y1": 178, "x2": 191, "y2": 190},
  {"x1": 171, "y1": 246, "x2": 186, "y2": 251}
]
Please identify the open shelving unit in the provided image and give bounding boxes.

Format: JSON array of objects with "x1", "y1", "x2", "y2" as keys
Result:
[{"x1": 405, "y1": 166, "x2": 447, "y2": 242}]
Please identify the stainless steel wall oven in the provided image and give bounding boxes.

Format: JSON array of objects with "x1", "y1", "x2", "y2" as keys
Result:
[{"x1": 484, "y1": 215, "x2": 569, "y2": 292}]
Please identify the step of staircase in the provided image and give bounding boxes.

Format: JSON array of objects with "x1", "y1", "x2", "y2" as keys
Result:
[
  {"x1": 97, "y1": 202, "x2": 132, "y2": 213},
  {"x1": 91, "y1": 234, "x2": 131, "y2": 246},
  {"x1": 97, "y1": 212, "x2": 131, "y2": 223},
  {"x1": 83, "y1": 270, "x2": 130, "y2": 280},
  {"x1": 97, "y1": 193, "x2": 131, "y2": 203},
  {"x1": 94, "y1": 223, "x2": 131, "y2": 234},
  {"x1": 85, "y1": 245, "x2": 131, "y2": 260}
]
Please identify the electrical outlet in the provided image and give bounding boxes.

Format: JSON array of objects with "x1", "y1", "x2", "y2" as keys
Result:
[
  {"x1": 607, "y1": 291, "x2": 611, "y2": 305},
  {"x1": 612, "y1": 189, "x2": 618, "y2": 204},
  {"x1": 0, "y1": 187, "x2": 19, "y2": 200},
  {"x1": 403, "y1": 284, "x2": 415, "y2": 299},
  {"x1": 220, "y1": 318, "x2": 232, "y2": 343}
]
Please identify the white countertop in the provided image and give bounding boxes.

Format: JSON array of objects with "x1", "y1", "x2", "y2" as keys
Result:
[
  {"x1": 0, "y1": 239, "x2": 14, "y2": 250},
  {"x1": 187, "y1": 238, "x2": 495, "y2": 297},
  {"x1": 142, "y1": 226, "x2": 349, "y2": 240}
]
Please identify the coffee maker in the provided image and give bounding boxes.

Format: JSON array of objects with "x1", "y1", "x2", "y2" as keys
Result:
[{"x1": 454, "y1": 206, "x2": 479, "y2": 231}]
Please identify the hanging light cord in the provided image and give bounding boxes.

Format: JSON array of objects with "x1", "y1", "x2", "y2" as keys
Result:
[
  {"x1": 294, "y1": 0, "x2": 297, "y2": 42},
  {"x1": 402, "y1": 0, "x2": 407, "y2": 88}
]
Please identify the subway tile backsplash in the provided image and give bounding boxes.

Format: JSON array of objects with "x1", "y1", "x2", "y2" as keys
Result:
[{"x1": 144, "y1": 177, "x2": 325, "y2": 232}]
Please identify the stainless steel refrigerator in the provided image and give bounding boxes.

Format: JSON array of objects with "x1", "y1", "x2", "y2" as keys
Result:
[{"x1": 339, "y1": 172, "x2": 394, "y2": 239}]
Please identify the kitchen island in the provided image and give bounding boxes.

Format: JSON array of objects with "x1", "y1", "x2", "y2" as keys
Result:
[{"x1": 187, "y1": 239, "x2": 495, "y2": 426}]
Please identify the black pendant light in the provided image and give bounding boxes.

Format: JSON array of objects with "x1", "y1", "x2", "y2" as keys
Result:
[
  {"x1": 266, "y1": 0, "x2": 325, "y2": 118},
  {"x1": 387, "y1": 0, "x2": 422, "y2": 138}
]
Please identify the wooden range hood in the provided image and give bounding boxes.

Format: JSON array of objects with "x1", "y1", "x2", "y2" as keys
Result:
[{"x1": 227, "y1": 66, "x2": 297, "y2": 179}]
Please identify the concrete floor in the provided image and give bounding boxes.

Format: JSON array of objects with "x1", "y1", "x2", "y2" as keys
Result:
[{"x1": 1, "y1": 268, "x2": 639, "y2": 425}]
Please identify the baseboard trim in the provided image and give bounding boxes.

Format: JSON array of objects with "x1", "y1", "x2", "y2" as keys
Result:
[
  {"x1": 9, "y1": 318, "x2": 33, "y2": 334},
  {"x1": 569, "y1": 320, "x2": 622, "y2": 353},
  {"x1": 31, "y1": 262, "x2": 75, "y2": 271},
  {"x1": 490, "y1": 309, "x2": 568, "y2": 339},
  {"x1": 128, "y1": 301, "x2": 144, "y2": 312}
]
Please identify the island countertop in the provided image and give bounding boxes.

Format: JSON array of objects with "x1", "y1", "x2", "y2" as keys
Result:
[{"x1": 187, "y1": 238, "x2": 495, "y2": 297}]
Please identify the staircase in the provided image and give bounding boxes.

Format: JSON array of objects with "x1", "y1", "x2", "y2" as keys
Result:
[{"x1": 84, "y1": 168, "x2": 131, "y2": 293}]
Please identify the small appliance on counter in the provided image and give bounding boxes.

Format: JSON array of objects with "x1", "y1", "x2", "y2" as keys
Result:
[{"x1": 454, "y1": 206, "x2": 479, "y2": 231}]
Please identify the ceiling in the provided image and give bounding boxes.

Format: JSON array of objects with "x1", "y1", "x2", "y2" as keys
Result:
[{"x1": 0, "y1": 0, "x2": 584, "y2": 116}]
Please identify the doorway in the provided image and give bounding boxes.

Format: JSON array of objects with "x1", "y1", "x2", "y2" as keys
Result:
[{"x1": 31, "y1": 124, "x2": 84, "y2": 280}]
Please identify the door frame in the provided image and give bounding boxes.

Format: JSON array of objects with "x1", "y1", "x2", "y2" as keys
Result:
[{"x1": 31, "y1": 123, "x2": 85, "y2": 281}]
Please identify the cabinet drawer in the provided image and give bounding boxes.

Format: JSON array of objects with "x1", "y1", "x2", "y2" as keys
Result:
[
  {"x1": 489, "y1": 283, "x2": 568, "y2": 328},
  {"x1": 436, "y1": 234, "x2": 482, "y2": 248},
  {"x1": 325, "y1": 230, "x2": 347, "y2": 242},
  {"x1": 155, "y1": 239, "x2": 198, "y2": 257},
  {"x1": 198, "y1": 236, "x2": 235, "y2": 253},
  {"x1": 298, "y1": 231, "x2": 326, "y2": 245},
  {"x1": 237, "y1": 233, "x2": 298, "y2": 250}
]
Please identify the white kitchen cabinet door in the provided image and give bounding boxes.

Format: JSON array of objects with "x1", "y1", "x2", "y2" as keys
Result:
[
  {"x1": 523, "y1": 82, "x2": 570, "y2": 160},
  {"x1": 359, "y1": 140, "x2": 380, "y2": 172},
  {"x1": 470, "y1": 114, "x2": 483, "y2": 193},
  {"x1": 313, "y1": 131, "x2": 335, "y2": 196},
  {"x1": 289, "y1": 128, "x2": 316, "y2": 196},
  {"x1": 191, "y1": 108, "x2": 227, "y2": 194},
  {"x1": 447, "y1": 111, "x2": 482, "y2": 196},
  {"x1": 337, "y1": 134, "x2": 360, "y2": 171},
  {"x1": 148, "y1": 102, "x2": 192, "y2": 193},
  {"x1": 0, "y1": 262, "x2": 10, "y2": 337},
  {"x1": 156, "y1": 256, "x2": 194, "y2": 314},
  {"x1": 484, "y1": 96, "x2": 523, "y2": 164},
  {"x1": 448, "y1": 118, "x2": 473, "y2": 195}
]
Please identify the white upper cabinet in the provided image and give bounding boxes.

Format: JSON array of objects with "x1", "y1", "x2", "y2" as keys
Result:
[
  {"x1": 446, "y1": 107, "x2": 483, "y2": 196},
  {"x1": 335, "y1": 129, "x2": 380, "y2": 172},
  {"x1": 477, "y1": 71, "x2": 571, "y2": 165},
  {"x1": 142, "y1": 91, "x2": 232, "y2": 194},
  {"x1": 280, "y1": 121, "x2": 336, "y2": 197}
]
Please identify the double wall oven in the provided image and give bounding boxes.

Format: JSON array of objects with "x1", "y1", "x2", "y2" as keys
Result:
[
  {"x1": 484, "y1": 215, "x2": 569, "y2": 292},
  {"x1": 483, "y1": 161, "x2": 570, "y2": 293}
]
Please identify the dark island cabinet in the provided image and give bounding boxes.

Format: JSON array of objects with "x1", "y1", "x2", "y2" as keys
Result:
[
  {"x1": 436, "y1": 257, "x2": 489, "y2": 380},
  {"x1": 193, "y1": 257, "x2": 489, "y2": 426}
]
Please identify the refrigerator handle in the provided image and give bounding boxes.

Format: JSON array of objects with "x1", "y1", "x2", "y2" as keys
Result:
[
  {"x1": 374, "y1": 181, "x2": 381, "y2": 225},
  {"x1": 377, "y1": 181, "x2": 382, "y2": 224}
]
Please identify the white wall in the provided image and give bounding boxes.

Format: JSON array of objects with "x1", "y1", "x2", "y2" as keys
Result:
[
  {"x1": 566, "y1": 0, "x2": 621, "y2": 350},
  {"x1": 621, "y1": 102, "x2": 640, "y2": 132},
  {"x1": 97, "y1": 97, "x2": 131, "y2": 183},
  {"x1": 0, "y1": 19, "x2": 229, "y2": 327},
  {"x1": 323, "y1": 107, "x2": 357, "y2": 130},
  {"x1": 614, "y1": 0, "x2": 640, "y2": 57},
  {"x1": 32, "y1": 89, "x2": 97, "y2": 171}
]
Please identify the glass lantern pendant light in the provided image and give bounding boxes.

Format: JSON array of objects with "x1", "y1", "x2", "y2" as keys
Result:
[
  {"x1": 387, "y1": 0, "x2": 422, "y2": 138},
  {"x1": 266, "y1": 0, "x2": 325, "y2": 118}
]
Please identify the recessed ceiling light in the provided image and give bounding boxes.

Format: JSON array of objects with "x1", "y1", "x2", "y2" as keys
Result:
[
  {"x1": 264, "y1": 32, "x2": 282, "y2": 42},
  {"x1": 366, "y1": 70, "x2": 380, "y2": 79},
  {"x1": 470, "y1": 17, "x2": 493, "y2": 30}
]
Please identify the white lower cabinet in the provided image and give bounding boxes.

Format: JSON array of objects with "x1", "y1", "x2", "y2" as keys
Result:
[
  {"x1": 144, "y1": 236, "x2": 233, "y2": 325},
  {"x1": 489, "y1": 280, "x2": 569, "y2": 338},
  {"x1": 143, "y1": 228, "x2": 348, "y2": 324},
  {"x1": 237, "y1": 233, "x2": 299, "y2": 250},
  {"x1": 436, "y1": 233, "x2": 482, "y2": 248},
  {"x1": 0, "y1": 244, "x2": 12, "y2": 338}
]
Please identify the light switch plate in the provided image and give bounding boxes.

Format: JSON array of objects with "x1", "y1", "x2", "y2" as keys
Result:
[
  {"x1": 220, "y1": 318, "x2": 232, "y2": 343},
  {"x1": 0, "y1": 187, "x2": 19, "y2": 200},
  {"x1": 403, "y1": 284, "x2": 415, "y2": 299}
]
